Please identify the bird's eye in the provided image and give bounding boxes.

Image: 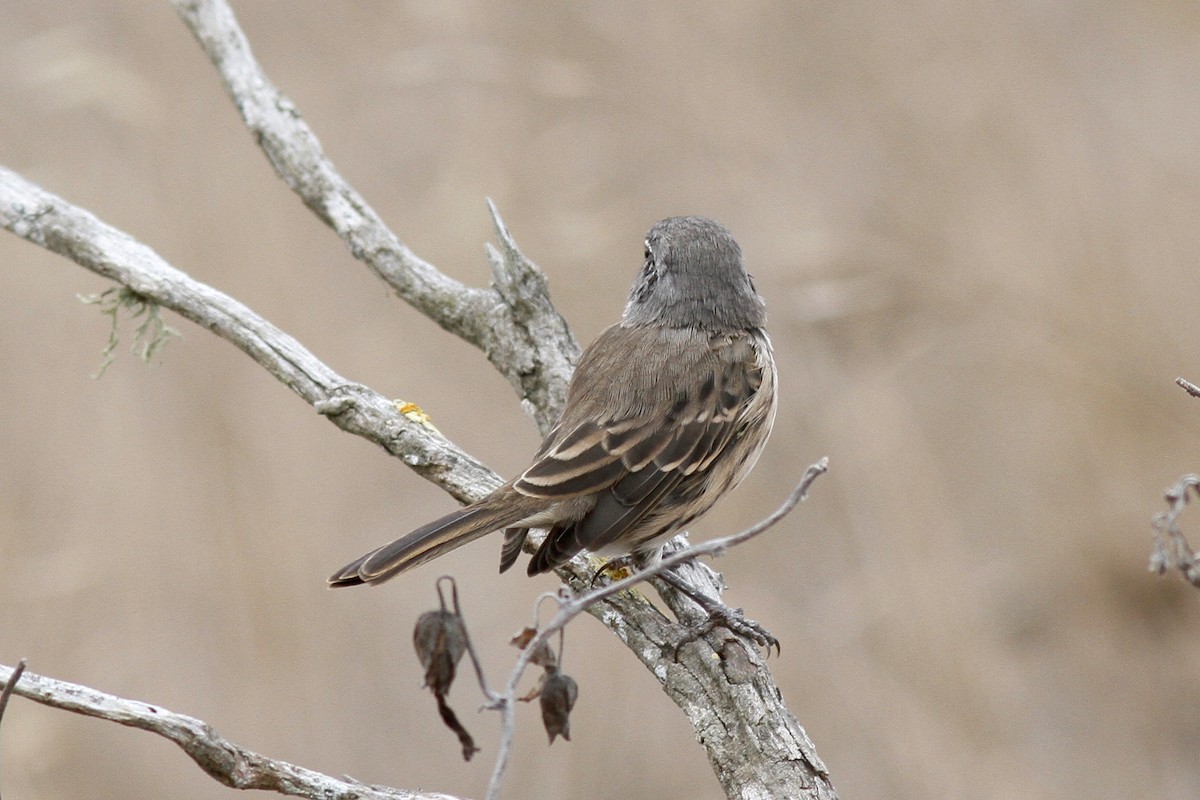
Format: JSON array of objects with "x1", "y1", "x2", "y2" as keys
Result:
[{"x1": 635, "y1": 241, "x2": 659, "y2": 301}]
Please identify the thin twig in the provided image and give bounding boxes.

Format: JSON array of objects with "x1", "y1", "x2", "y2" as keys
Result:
[
  {"x1": 483, "y1": 459, "x2": 829, "y2": 800},
  {"x1": 1151, "y1": 474, "x2": 1200, "y2": 588},
  {"x1": 1149, "y1": 383, "x2": 1200, "y2": 587},
  {"x1": 1177, "y1": 377, "x2": 1200, "y2": 399},
  {"x1": 480, "y1": 589, "x2": 565, "y2": 800},
  {"x1": 439, "y1": 576, "x2": 499, "y2": 706},
  {"x1": 571, "y1": 458, "x2": 827, "y2": 613},
  {"x1": 482, "y1": 677, "x2": 516, "y2": 799}
]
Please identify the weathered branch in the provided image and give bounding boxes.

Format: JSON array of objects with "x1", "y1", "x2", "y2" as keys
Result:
[
  {"x1": 0, "y1": 159, "x2": 837, "y2": 796},
  {"x1": 0, "y1": 165, "x2": 498, "y2": 505},
  {"x1": 0, "y1": 466, "x2": 832, "y2": 800},
  {"x1": 1176, "y1": 376, "x2": 1200, "y2": 399},
  {"x1": 0, "y1": 663, "x2": 458, "y2": 800},
  {"x1": 170, "y1": 0, "x2": 578, "y2": 434},
  {"x1": 487, "y1": 461, "x2": 832, "y2": 800},
  {"x1": 0, "y1": 1, "x2": 840, "y2": 797}
]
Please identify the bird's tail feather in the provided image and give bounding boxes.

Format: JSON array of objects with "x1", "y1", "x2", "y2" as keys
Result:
[{"x1": 329, "y1": 504, "x2": 527, "y2": 587}]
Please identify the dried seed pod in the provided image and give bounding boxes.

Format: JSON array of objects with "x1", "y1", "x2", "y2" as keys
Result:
[
  {"x1": 539, "y1": 668, "x2": 578, "y2": 744},
  {"x1": 412, "y1": 608, "x2": 466, "y2": 696}
]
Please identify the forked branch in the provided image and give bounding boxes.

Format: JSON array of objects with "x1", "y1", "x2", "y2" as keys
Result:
[{"x1": 0, "y1": 1, "x2": 838, "y2": 797}]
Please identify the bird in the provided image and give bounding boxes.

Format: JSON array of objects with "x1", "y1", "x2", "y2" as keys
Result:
[{"x1": 329, "y1": 216, "x2": 777, "y2": 588}]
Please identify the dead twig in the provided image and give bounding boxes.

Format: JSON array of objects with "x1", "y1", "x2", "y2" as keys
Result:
[
  {"x1": 483, "y1": 459, "x2": 829, "y2": 800},
  {"x1": 1151, "y1": 474, "x2": 1200, "y2": 588}
]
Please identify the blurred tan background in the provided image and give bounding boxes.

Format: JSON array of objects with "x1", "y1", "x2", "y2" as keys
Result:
[{"x1": 3, "y1": 2, "x2": 1200, "y2": 798}]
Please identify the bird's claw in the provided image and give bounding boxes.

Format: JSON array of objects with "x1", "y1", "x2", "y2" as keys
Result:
[{"x1": 674, "y1": 603, "x2": 780, "y2": 657}]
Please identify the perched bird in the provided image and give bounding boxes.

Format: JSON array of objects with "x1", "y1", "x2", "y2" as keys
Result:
[{"x1": 329, "y1": 216, "x2": 776, "y2": 587}]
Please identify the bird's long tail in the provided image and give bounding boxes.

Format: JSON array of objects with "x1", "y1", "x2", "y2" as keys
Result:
[{"x1": 329, "y1": 503, "x2": 532, "y2": 587}]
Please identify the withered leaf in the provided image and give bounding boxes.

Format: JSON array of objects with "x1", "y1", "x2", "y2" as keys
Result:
[
  {"x1": 413, "y1": 609, "x2": 466, "y2": 695},
  {"x1": 539, "y1": 669, "x2": 578, "y2": 744}
]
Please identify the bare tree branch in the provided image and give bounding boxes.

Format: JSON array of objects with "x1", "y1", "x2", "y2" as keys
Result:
[
  {"x1": 1177, "y1": 376, "x2": 1200, "y2": 399},
  {"x1": 486, "y1": 461, "x2": 831, "y2": 800},
  {"x1": 158, "y1": 10, "x2": 837, "y2": 786},
  {"x1": 170, "y1": 0, "x2": 578, "y2": 435},
  {"x1": 0, "y1": 2, "x2": 840, "y2": 797},
  {"x1": 0, "y1": 165, "x2": 500, "y2": 505},
  {"x1": 0, "y1": 663, "x2": 459, "y2": 800},
  {"x1": 0, "y1": 165, "x2": 838, "y2": 796},
  {"x1": 549, "y1": 560, "x2": 838, "y2": 800},
  {"x1": 0, "y1": 468, "x2": 831, "y2": 800}
]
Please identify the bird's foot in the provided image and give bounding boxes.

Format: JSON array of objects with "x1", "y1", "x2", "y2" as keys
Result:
[
  {"x1": 657, "y1": 568, "x2": 779, "y2": 655},
  {"x1": 675, "y1": 598, "x2": 780, "y2": 656}
]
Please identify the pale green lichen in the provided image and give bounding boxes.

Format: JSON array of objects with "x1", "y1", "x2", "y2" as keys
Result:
[{"x1": 77, "y1": 287, "x2": 180, "y2": 377}]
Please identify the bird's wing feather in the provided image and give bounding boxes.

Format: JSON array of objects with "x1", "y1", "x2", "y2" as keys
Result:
[
  {"x1": 520, "y1": 327, "x2": 766, "y2": 573},
  {"x1": 329, "y1": 500, "x2": 537, "y2": 586}
]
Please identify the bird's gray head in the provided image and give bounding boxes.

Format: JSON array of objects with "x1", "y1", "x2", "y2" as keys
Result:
[{"x1": 623, "y1": 216, "x2": 766, "y2": 331}]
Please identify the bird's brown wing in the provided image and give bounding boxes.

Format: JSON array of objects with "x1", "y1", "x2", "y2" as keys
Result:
[{"x1": 510, "y1": 326, "x2": 765, "y2": 574}]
